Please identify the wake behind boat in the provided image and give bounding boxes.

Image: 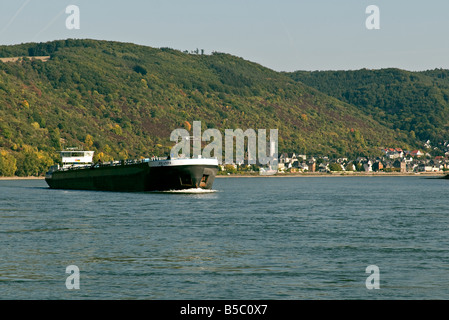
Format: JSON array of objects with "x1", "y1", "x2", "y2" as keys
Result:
[{"x1": 45, "y1": 149, "x2": 218, "y2": 192}]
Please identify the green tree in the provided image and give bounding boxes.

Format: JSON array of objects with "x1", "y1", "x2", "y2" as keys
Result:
[
  {"x1": 15, "y1": 150, "x2": 40, "y2": 176},
  {"x1": 14, "y1": 147, "x2": 53, "y2": 176},
  {"x1": 50, "y1": 128, "x2": 61, "y2": 149},
  {"x1": 224, "y1": 164, "x2": 237, "y2": 174},
  {"x1": 0, "y1": 150, "x2": 17, "y2": 176},
  {"x1": 329, "y1": 163, "x2": 342, "y2": 171},
  {"x1": 345, "y1": 163, "x2": 354, "y2": 171},
  {"x1": 85, "y1": 134, "x2": 94, "y2": 149}
]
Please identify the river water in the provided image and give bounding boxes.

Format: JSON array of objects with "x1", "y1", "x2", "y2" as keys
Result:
[{"x1": 1, "y1": 176, "x2": 448, "y2": 299}]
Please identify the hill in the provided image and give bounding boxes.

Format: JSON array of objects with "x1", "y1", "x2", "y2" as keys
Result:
[
  {"x1": 289, "y1": 68, "x2": 449, "y2": 153},
  {"x1": 0, "y1": 39, "x2": 415, "y2": 176}
]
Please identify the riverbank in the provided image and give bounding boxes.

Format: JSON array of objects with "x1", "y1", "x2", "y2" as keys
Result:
[
  {"x1": 217, "y1": 172, "x2": 448, "y2": 178},
  {"x1": 1, "y1": 172, "x2": 447, "y2": 180},
  {"x1": 0, "y1": 176, "x2": 45, "y2": 180}
]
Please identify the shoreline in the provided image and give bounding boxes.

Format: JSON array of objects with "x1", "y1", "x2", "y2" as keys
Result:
[
  {"x1": 0, "y1": 176, "x2": 45, "y2": 180},
  {"x1": 216, "y1": 172, "x2": 448, "y2": 178},
  {"x1": 1, "y1": 172, "x2": 447, "y2": 180}
]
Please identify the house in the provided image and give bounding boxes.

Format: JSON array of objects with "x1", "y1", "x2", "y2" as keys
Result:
[
  {"x1": 409, "y1": 150, "x2": 423, "y2": 157},
  {"x1": 307, "y1": 160, "x2": 316, "y2": 172},
  {"x1": 418, "y1": 163, "x2": 434, "y2": 172},
  {"x1": 278, "y1": 153, "x2": 297, "y2": 165},
  {"x1": 382, "y1": 148, "x2": 404, "y2": 159},
  {"x1": 404, "y1": 156, "x2": 414, "y2": 164},
  {"x1": 278, "y1": 153, "x2": 288, "y2": 164},
  {"x1": 363, "y1": 160, "x2": 373, "y2": 172},
  {"x1": 400, "y1": 160, "x2": 407, "y2": 173},
  {"x1": 383, "y1": 160, "x2": 394, "y2": 170},
  {"x1": 372, "y1": 161, "x2": 384, "y2": 172},
  {"x1": 318, "y1": 163, "x2": 329, "y2": 172}
]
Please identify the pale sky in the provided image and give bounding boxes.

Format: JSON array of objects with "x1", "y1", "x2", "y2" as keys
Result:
[{"x1": 1, "y1": 0, "x2": 448, "y2": 72}]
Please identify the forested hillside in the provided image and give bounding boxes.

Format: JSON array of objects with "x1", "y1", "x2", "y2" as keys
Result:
[
  {"x1": 289, "y1": 68, "x2": 449, "y2": 149},
  {"x1": 0, "y1": 39, "x2": 416, "y2": 176}
]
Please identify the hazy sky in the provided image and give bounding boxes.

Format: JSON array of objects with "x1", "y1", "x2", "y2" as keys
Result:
[{"x1": 1, "y1": 0, "x2": 448, "y2": 72}]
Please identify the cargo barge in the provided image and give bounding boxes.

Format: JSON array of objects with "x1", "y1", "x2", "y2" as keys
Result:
[{"x1": 45, "y1": 149, "x2": 218, "y2": 192}]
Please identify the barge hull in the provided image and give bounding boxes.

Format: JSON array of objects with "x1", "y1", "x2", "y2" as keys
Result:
[{"x1": 45, "y1": 162, "x2": 218, "y2": 192}]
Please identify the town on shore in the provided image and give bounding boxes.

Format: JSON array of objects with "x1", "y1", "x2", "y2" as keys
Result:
[{"x1": 218, "y1": 147, "x2": 449, "y2": 176}]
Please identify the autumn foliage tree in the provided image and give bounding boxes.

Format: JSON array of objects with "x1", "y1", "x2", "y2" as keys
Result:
[{"x1": 0, "y1": 150, "x2": 17, "y2": 176}]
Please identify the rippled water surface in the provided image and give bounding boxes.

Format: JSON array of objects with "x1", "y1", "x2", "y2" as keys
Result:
[{"x1": 1, "y1": 176, "x2": 449, "y2": 299}]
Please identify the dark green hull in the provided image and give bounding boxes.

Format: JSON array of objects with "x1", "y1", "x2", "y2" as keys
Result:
[{"x1": 45, "y1": 162, "x2": 218, "y2": 192}]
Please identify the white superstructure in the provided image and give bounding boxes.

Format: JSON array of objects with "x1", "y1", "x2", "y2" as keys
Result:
[{"x1": 61, "y1": 149, "x2": 94, "y2": 168}]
